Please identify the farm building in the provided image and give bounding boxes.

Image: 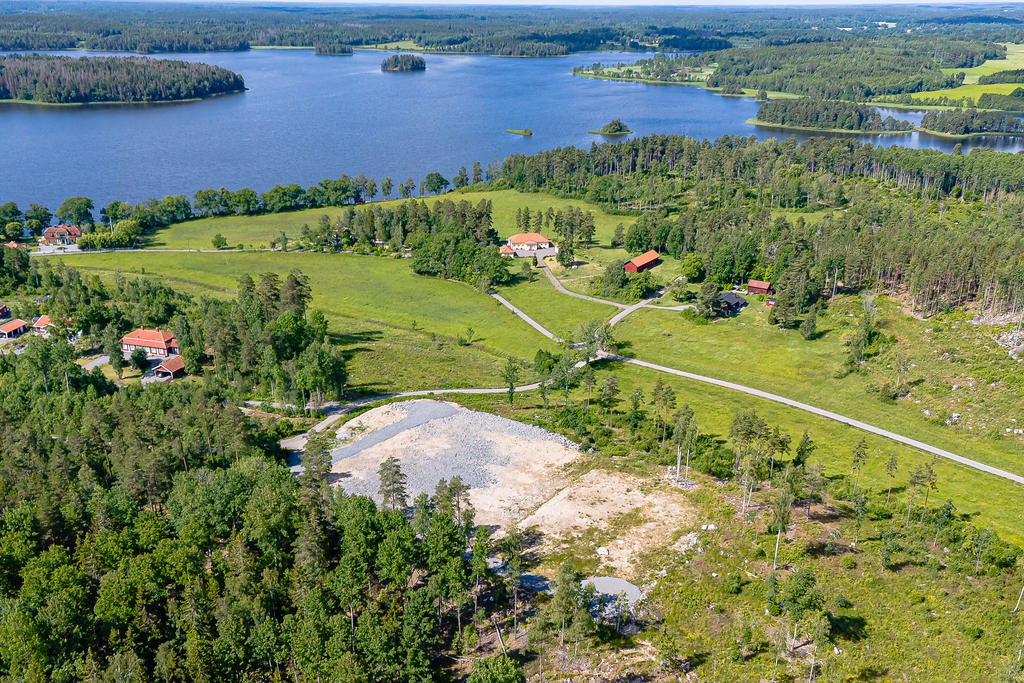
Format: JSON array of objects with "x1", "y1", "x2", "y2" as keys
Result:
[
  {"x1": 0, "y1": 318, "x2": 29, "y2": 339},
  {"x1": 746, "y1": 279, "x2": 773, "y2": 295},
  {"x1": 121, "y1": 328, "x2": 179, "y2": 357},
  {"x1": 624, "y1": 250, "x2": 660, "y2": 273},
  {"x1": 503, "y1": 232, "x2": 558, "y2": 258},
  {"x1": 717, "y1": 292, "x2": 748, "y2": 315},
  {"x1": 154, "y1": 355, "x2": 186, "y2": 381},
  {"x1": 41, "y1": 225, "x2": 82, "y2": 246}
]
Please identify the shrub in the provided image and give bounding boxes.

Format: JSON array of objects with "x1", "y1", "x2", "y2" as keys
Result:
[
  {"x1": 724, "y1": 573, "x2": 743, "y2": 594},
  {"x1": 840, "y1": 556, "x2": 856, "y2": 570}
]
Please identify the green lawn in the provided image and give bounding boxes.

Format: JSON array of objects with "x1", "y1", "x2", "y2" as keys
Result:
[
  {"x1": 495, "y1": 271, "x2": 617, "y2": 339},
  {"x1": 612, "y1": 296, "x2": 1024, "y2": 482}
]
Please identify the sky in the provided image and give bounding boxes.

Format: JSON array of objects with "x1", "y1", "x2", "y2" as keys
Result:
[{"x1": 107, "y1": 0, "x2": 1020, "y2": 5}]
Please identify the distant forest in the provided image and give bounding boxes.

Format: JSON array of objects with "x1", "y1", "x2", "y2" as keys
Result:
[
  {"x1": 4, "y1": 3, "x2": 1024, "y2": 56},
  {"x1": 755, "y1": 99, "x2": 912, "y2": 132},
  {"x1": 0, "y1": 54, "x2": 244, "y2": 104},
  {"x1": 381, "y1": 54, "x2": 425, "y2": 72}
]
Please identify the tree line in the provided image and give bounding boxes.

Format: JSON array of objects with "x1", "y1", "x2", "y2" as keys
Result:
[
  {"x1": 577, "y1": 37, "x2": 1002, "y2": 100},
  {"x1": 755, "y1": 99, "x2": 912, "y2": 132},
  {"x1": 0, "y1": 54, "x2": 244, "y2": 104}
]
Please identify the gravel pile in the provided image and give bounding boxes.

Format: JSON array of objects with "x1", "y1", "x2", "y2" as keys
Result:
[{"x1": 332, "y1": 399, "x2": 579, "y2": 501}]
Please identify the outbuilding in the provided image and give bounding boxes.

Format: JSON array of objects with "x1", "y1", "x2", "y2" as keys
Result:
[
  {"x1": 154, "y1": 355, "x2": 186, "y2": 381},
  {"x1": 0, "y1": 318, "x2": 29, "y2": 339},
  {"x1": 624, "y1": 250, "x2": 660, "y2": 273},
  {"x1": 746, "y1": 279, "x2": 773, "y2": 296}
]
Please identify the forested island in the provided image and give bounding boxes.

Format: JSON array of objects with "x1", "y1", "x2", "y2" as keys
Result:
[
  {"x1": 0, "y1": 54, "x2": 245, "y2": 104},
  {"x1": 919, "y1": 108, "x2": 1024, "y2": 137},
  {"x1": 381, "y1": 54, "x2": 426, "y2": 72},
  {"x1": 589, "y1": 118, "x2": 632, "y2": 135},
  {"x1": 313, "y1": 42, "x2": 353, "y2": 56},
  {"x1": 751, "y1": 99, "x2": 912, "y2": 133}
]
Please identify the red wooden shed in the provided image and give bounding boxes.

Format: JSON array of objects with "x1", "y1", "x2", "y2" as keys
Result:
[{"x1": 624, "y1": 250, "x2": 660, "y2": 273}]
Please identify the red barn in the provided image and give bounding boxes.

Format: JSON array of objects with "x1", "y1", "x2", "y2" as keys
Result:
[
  {"x1": 746, "y1": 279, "x2": 773, "y2": 295},
  {"x1": 624, "y1": 250, "x2": 660, "y2": 273}
]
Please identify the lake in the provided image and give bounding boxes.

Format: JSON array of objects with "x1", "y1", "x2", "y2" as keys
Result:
[{"x1": 3, "y1": 48, "x2": 1023, "y2": 212}]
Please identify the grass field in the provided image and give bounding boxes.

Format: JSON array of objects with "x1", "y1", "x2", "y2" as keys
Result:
[
  {"x1": 612, "y1": 295, "x2": 1024, "y2": 481},
  {"x1": 908, "y1": 82, "x2": 1024, "y2": 104},
  {"x1": 57, "y1": 251, "x2": 562, "y2": 391},
  {"x1": 146, "y1": 189, "x2": 637, "y2": 251},
  {"x1": 942, "y1": 42, "x2": 1024, "y2": 84},
  {"x1": 495, "y1": 272, "x2": 617, "y2": 338}
]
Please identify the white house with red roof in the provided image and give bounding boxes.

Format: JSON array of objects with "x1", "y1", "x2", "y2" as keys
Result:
[
  {"x1": 501, "y1": 231, "x2": 558, "y2": 259},
  {"x1": 32, "y1": 315, "x2": 55, "y2": 336},
  {"x1": 41, "y1": 225, "x2": 82, "y2": 246},
  {"x1": 120, "y1": 328, "x2": 179, "y2": 357},
  {"x1": 0, "y1": 318, "x2": 29, "y2": 339}
]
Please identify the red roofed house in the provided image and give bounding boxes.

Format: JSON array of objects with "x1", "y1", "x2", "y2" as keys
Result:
[
  {"x1": 32, "y1": 315, "x2": 55, "y2": 336},
  {"x1": 746, "y1": 280, "x2": 773, "y2": 296},
  {"x1": 3, "y1": 241, "x2": 25, "y2": 250},
  {"x1": 503, "y1": 232, "x2": 558, "y2": 259},
  {"x1": 624, "y1": 250, "x2": 660, "y2": 273},
  {"x1": 154, "y1": 355, "x2": 186, "y2": 381},
  {"x1": 121, "y1": 328, "x2": 179, "y2": 357},
  {"x1": 0, "y1": 318, "x2": 29, "y2": 339},
  {"x1": 41, "y1": 225, "x2": 82, "y2": 246}
]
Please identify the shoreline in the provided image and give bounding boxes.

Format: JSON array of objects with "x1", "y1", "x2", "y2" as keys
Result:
[
  {"x1": 0, "y1": 88, "x2": 246, "y2": 107},
  {"x1": 913, "y1": 125, "x2": 1024, "y2": 140},
  {"x1": 746, "y1": 118, "x2": 914, "y2": 135}
]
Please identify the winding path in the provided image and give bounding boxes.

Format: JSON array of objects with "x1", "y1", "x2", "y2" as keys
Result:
[{"x1": 230, "y1": 255, "x2": 1020, "y2": 488}]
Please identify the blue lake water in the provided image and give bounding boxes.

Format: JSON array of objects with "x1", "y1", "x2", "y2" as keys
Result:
[{"x1": 3, "y1": 48, "x2": 1023, "y2": 211}]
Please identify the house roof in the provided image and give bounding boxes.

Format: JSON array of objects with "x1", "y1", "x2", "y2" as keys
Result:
[
  {"x1": 3, "y1": 241, "x2": 23, "y2": 250},
  {"x1": 121, "y1": 328, "x2": 177, "y2": 349},
  {"x1": 42, "y1": 225, "x2": 81, "y2": 239},
  {"x1": 747, "y1": 279, "x2": 772, "y2": 290},
  {"x1": 499, "y1": 244, "x2": 514, "y2": 254},
  {"x1": 508, "y1": 232, "x2": 550, "y2": 245},
  {"x1": 0, "y1": 318, "x2": 28, "y2": 334},
  {"x1": 717, "y1": 292, "x2": 747, "y2": 307},
  {"x1": 156, "y1": 355, "x2": 185, "y2": 374},
  {"x1": 33, "y1": 315, "x2": 52, "y2": 328},
  {"x1": 628, "y1": 250, "x2": 660, "y2": 268}
]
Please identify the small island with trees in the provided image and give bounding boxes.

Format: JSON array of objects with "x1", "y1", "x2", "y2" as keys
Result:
[
  {"x1": 313, "y1": 42, "x2": 353, "y2": 56},
  {"x1": 0, "y1": 54, "x2": 245, "y2": 105},
  {"x1": 504, "y1": 128, "x2": 533, "y2": 136},
  {"x1": 589, "y1": 118, "x2": 632, "y2": 135},
  {"x1": 381, "y1": 54, "x2": 426, "y2": 72},
  {"x1": 918, "y1": 108, "x2": 1024, "y2": 138},
  {"x1": 748, "y1": 98, "x2": 913, "y2": 134}
]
